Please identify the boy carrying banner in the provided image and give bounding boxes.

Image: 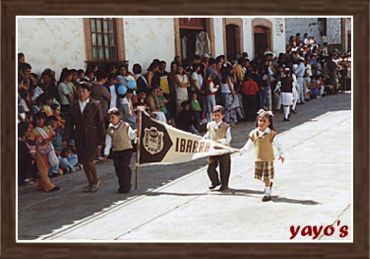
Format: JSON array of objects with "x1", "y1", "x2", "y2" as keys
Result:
[
  {"x1": 203, "y1": 105, "x2": 232, "y2": 191},
  {"x1": 104, "y1": 107, "x2": 137, "y2": 193}
]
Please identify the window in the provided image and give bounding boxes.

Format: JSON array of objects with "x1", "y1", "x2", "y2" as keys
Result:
[{"x1": 89, "y1": 18, "x2": 117, "y2": 61}]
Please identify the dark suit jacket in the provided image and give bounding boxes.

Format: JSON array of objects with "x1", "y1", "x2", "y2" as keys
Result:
[{"x1": 63, "y1": 98, "x2": 105, "y2": 162}]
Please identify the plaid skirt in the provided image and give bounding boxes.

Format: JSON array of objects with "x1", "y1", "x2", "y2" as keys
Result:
[{"x1": 255, "y1": 161, "x2": 275, "y2": 181}]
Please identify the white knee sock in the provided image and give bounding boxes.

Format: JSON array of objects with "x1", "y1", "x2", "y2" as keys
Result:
[
  {"x1": 292, "y1": 99, "x2": 297, "y2": 111},
  {"x1": 283, "y1": 106, "x2": 290, "y2": 119}
]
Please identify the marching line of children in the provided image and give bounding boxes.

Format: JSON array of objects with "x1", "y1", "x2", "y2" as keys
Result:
[{"x1": 204, "y1": 105, "x2": 285, "y2": 202}]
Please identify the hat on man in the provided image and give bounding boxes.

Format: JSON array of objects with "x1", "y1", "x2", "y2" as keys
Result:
[
  {"x1": 264, "y1": 50, "x2": 273, "y2": 56},
  {"x1": 212, "y1": 105, "x2": 224, "y2": 114}
]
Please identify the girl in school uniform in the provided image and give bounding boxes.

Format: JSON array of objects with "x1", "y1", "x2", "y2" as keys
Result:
[{"x1": 240, "y1": 109, "x2": 285, "y2": 202}]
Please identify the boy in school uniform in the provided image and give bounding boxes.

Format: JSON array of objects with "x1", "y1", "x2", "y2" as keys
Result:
[
  {"x1": 203, "y1": 105, "x2": 232, "y2": 191},
  {"x1": 104, "y1": 107, "x2": 137, "y2": 193}
]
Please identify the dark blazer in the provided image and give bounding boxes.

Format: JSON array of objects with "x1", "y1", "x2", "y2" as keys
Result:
[{"x1": 63, "y1": 98, "x2": 105, "y2": 163}]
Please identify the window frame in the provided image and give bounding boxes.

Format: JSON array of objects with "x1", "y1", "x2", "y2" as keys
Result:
[{"x1": 83, "y1": 18, "x2": 125, "y2": 63}]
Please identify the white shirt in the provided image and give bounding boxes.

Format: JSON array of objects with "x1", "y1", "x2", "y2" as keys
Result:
[
  {"x1": 109, "y1": 85, "x2": 117, "y2": 109},
  {"x1": 203, "y1": 120, "x2": 232, "y2": 146},
  {"x1": 241, "y1": 127, "x2": 285, "y2": 158},
  {"x1": 104, "y1": 121, "x2": 137, "y2": 156},
  {"x1": 78, "y1": 98, "x2": 90, "y2": 114}
]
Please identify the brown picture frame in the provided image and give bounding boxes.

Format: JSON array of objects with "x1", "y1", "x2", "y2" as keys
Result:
[{"x1": 2, "y1": 0, "x2": 369, "y2": 258}]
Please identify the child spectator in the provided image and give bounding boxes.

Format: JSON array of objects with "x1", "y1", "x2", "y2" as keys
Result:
[
  {"x1": 48, "y1": 115, "x2": 63, "y2": 156},
  {"x1": 157, "y1": 88, "x2": 175, "y2": 126},
  {"x1": 190, "y1": 92, "x2": 202, "y2": 131},
  {"x1": 51, "y1": 103, "x2": 65, "y2": 129},
  {"x1": 104, "y1": 107, "x2": 137, "y2": 193},
  {"x1": 147, "y1": 86, "x2": 167, "y2": 123},
  {"x1": 177, "y1": 101, "x2": 200, "y2": 135},
  {"x1": 59, "y1": 147, "x2": 80, "y2": 174},
  {"x1": 41, "y1": 94, "x2": 54, "y2": 117},
  {"x1": 28, "y1": 112, "x2": 60, "y2": 192},
  {"x1": 120, "y1": 89, "x2": 137, "y2": 129},
  {"x1": 310, "y1": 75, "x2": 321, "y2": 99}
]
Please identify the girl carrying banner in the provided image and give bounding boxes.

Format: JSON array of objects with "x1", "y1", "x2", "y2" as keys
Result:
[{"x1": 240, "y1": 109, "x2": 285, "y2": 202}]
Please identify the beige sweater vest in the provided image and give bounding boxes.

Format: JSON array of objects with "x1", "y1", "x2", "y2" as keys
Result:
[
  {"x1": 208, "y1": 122, "x2": 230, "y2": 146},
  {"x1": 107, "y1": 122, "x2": 133, "y2": 151},
  {"x1": 249, "y1": 129, "x2": 276, "y2": 161}
]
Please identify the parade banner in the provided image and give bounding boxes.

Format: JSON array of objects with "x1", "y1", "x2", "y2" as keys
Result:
[{"x1": 138, "y1": 110, "x2": 239, "y2": 165}]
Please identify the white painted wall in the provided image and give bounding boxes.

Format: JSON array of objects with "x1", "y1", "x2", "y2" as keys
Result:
[
  {"x1": 243, "y1": 19, "x2": 253, "y2": 58},
  {"x1": 327, "y1": 18, "x2": 342, "y2": 45},
  {"x1": 213, "y1": 18, "x2": 224, "y2": 56},
  {"x1": 285, "y1": 18, "x2": 323, "y2": 45},
  {"x1": 17, "y1": 17, "x2": 86, "y2": 79},
  {"x1": 124, "y1": 18, "x2": 175, "y2": 71},
  {"x1": 273, "y1": 18, "x2": 286, "y2": 55},
  {"x1": 243, "y1": 18, "x2": 286, "y2": 59}
]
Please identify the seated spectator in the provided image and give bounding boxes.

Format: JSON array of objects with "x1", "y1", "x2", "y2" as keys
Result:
[
  {"x1": 48, "y1": 115, "x2": 63, "y2": 156},
  {"x1": 157, "y1": 88, "x2": 175, "y2": 126},
  {"x1": 51, "y1": 103, "x2": 65, "y2": 129},
  {"x1": 309, "y1": 75, "x2": 321, "y2": 99},
  {"x1": 30, "y1": 73, "x2": 44, "y2": 102},
  {"x1": 41, "y1": 94, "x2": 54, "y2": 117},
  {"x1": 176, "y1": 101, "x2": 200, "y2": 135},
  {"x1": 59, "y1": 147, "x2": 80, "y2": 174},
  {"x1": 147, "y1": 86, "x2": 167, "y2": 123}
]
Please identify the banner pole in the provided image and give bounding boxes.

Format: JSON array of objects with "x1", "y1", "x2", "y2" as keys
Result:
[{"x1": 135, "y1": 107, "x2": 143, "y2": 190}]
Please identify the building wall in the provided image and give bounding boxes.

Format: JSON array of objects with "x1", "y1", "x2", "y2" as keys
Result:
[
  {"x1": 243, "y1": 18, "x2": 286, "y2": 59},
  {"x1": 243, "y1": 19, "x2": 253, "y2": 58},
  {"x1": 213, "y1": 18, "x2": 224, "y2": 56},
  {"x1": 272, "y1": 18, "x2": 286, "y2": 55},
  {"x1": 285, "y1": 18, "x2": 323, "y2": 45},
  {"x1": 326, "y1": 18, "x2": 342, "y2": 45},
  {"x1": 18, "y1": 17, "x2": 86, "y2": 79},
  {"x1": 124, "y1": 18, "x2": 175, "y2": 71}
]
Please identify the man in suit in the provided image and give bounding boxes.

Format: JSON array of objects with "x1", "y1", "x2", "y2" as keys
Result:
[{"x1": 63, "y1": 81, "x2": 105, "y2": 192}]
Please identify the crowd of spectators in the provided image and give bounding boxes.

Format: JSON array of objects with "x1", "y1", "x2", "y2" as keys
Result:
[{"x1": 17, "y1": 32, "x2": 351, "y2": 190}]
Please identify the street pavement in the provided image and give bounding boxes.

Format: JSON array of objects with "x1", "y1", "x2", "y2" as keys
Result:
[{"x1": 18, "y1": 93, "x2": 352, "y2": 242}]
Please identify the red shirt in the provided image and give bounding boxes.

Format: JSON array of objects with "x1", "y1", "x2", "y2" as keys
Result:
[{"x1": 242, "y1": 79, "x2": 259, "y2": 96}]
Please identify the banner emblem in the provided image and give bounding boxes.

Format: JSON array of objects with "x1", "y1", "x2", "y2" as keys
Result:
[{"x1": 143, "y1": 127, "x2": 164, "y2": 155}]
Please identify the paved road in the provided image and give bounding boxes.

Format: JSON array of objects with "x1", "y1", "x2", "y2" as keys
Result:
[{"x1": 18, "y1": 93, "x2": 352, "y2": 241}]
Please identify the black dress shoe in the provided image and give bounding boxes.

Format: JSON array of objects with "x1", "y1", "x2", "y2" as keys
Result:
[
  {"x1": 262, "y1": 195, "x2": 272, "y2": 202},
  {"x1": 291, "y1": 109, "x2": 297, "y2": 114},
  {"x1": 218, "y1": 186, "x2": 229, "y2": 191},
  {"x1": 49, "y1": 186, "x2": 60, "y2": 192},
  {"x1": 209, "y1": 184, "x2": 220, "y2": 190},
  {"x1": 283, "y1": 118, "x2": 290, "y2": 121}
]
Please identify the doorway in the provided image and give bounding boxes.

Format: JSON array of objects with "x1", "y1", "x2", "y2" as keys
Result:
[
  {"x1": 225, "y1": 24, "x2": 240, "y2": 61},
  {"x1": 253, "y1": 26, "x2": 270, "y2": 59}
]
